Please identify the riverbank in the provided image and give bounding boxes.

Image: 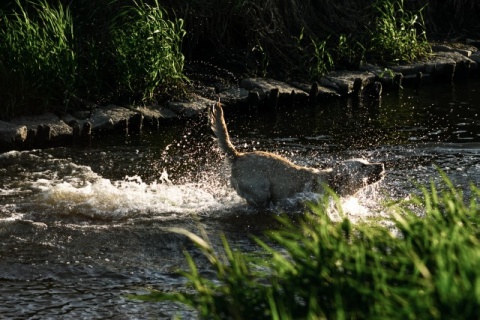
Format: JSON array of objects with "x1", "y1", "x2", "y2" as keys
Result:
[
  {"x1": 0, "y1": 42, "x2": 479, "y2": 152},
  {"x1": 0, "y1": 1, "x2": 446, "y2": 121}
]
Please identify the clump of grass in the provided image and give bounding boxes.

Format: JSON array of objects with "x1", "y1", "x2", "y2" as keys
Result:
[
  {"x1": 0, "y1": 0, "x2": 76, "y2": 118},
  {"x1": 334, "y1": 34, "x2": 367, "y2": 69},
  {"x1": 133, "y1": 173, "x2": 479, "y2": 319},
  {"x1": 0, "y1": 0, "x2": 187, "y2": 119},
  {"x1": 367, "y1": 0, "x2": 431, "y2": 63},
  {"x1": 111, "y1": 0, "x2": 186, "y2": 102}
]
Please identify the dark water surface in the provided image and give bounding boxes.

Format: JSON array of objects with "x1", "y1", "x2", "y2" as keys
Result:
[{"x1": 1, "y1": 80, "x2": 479, "y2": 319}]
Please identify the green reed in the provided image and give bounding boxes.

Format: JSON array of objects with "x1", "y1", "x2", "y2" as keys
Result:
[
  {"x1": 111, "y1": 0, "x2": 186, "y2": 102},
  {"x1": 0, "y1": 0, "x2": 186, "y2": 119},
  {"x1": 367, "y1": 0, "x2": 431, "y2": 63},
  {"x1": 133, "y1": 173, "x2": 480, "y2": 319},
  {"x1": 0, "y1": 0, "x2": 76, "y2": 118}
]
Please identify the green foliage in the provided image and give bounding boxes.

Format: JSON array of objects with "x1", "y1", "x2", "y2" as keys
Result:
[
  {"x1": 367, "y1": 0, "x2": 431, "y2": 63},
  {"x1": 307, "y1": 38, "x2": 334, "y2": 79},
  {"x1": 334, "y1": 34, "x2": 366, "y2": 69},
  {"x1": 392, "y1": 172, "x2": 480, "y2": 318},
  {"x1": 0, "y1": 0, "x2": 76, "y2": 118},
  {"x1": 111, "y1": 0, "x2": 186, "y2": 101},
  {"x1": 0, "y1": 0, "x2": 186, "y2": 119},
  {"x1": 133, "y1": 174, "x2": 480, "y2": 319},
  {"x1": 166, "y1": 0, "x2": 431, "y2": 80},
  {"x1": 0, "y1": 0, "x2": 442, "y2": 118}
]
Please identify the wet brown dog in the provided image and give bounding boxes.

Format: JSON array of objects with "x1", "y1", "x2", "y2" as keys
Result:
[{"x1": 209, "y1": 102, "x2": 384, "y2": 207}]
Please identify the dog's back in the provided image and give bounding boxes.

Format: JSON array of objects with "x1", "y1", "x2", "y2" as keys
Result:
[{"x1": 231, "y1": 151, "x2": 320, "y2": 206}]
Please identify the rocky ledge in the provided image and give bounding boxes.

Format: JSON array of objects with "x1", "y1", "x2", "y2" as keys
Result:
[{"x1": 1, "y1": 44, "x2": 479, "y2": 152}]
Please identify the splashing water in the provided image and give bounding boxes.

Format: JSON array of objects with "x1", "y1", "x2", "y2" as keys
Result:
[
  {"x1": 325, "y1": 181, "x2": 388, "y2": 223},
  {"x1": 30, "y1": 173, "x2": 244, "y2": 221},
  {"x1": 0, "y1": 149, "x2": 244, "y2": 223}
]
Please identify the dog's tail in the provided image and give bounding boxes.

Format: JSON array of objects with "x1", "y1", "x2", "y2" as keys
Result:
[{"x1": 209, "y1": 102, "x2": 239, "y2": 160}]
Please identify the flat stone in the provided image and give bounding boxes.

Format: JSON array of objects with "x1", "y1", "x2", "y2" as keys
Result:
[
  {"x1": 134, "y1": 106, "x2": 163, "y2": 119},
  {"x1": 167, "y1": 95, "x2": 215, "y2": 117},
  {"x1": 61, "y1": 113, "x2": 82, "y2": 125},
  {"x1": 10, "y1": 113, "x2": 72, "y2": 144},
  {"x1": 402, "y1": 72, "x2": 432, "y2": 86},
  {"x1": 425, "y1": 51, "x2": 476, "y2": 78},
  {"x1": 0, "y1": 121, "x2": 27, "y2": 149},
  {"x1": 321, "y1": 71, "x2": 376, "y2": 95},
  {"x1": 72, "y1": 110, "x2": 91, "y2": 120},
  {"x1": 90, "y1": 105, "x2": 137, "y2": 132},
  {"x1": 289, "y1": 81, "x2": 340, "y2": 99},
  {"x1": 466, "y1": 39, "x2": 480, "y2": 48},
  {"x1": 240, "y1": 78, "x2": 308, "y2": 99},
  {"x1": 219, "y1": 87, "x2": 249, "y2": 105},
  {"x1": 470, "y1": 52, "x2": 480, "y2": 72},
  {"x1": 434, "y1": 51, "x2": 475, "y2": 64},
  {"x1": 132, "y1": 106, "x2": 170, "y2": 130},
  {"x1": 390, "y1": 63, "x2": 426, "y2": 76},
  {"x1": 157, "y1": 107, "x2": 179, "y2": 119},
  {"x1": 317, "y1": 85, "x2": 341, "y2": 99},
  {"x1": 432, "y1": 44, "x2": 472, "y2": 57},
  {"x1": 11, "y1": 113, "x2": 58, "y2": 127}
]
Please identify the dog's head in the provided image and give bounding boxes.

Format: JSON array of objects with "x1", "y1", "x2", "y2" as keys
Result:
[{"x1": 329, "y1": 159, "x2": 385, "y2": 196}]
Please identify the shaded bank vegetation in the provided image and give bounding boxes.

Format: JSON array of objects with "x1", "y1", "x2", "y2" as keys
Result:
[
  {"x1": 0, "y1": 0, "x2": 479, "y2": 119},
  {"x1": 0, "y1": 0, "x2": 186, "y2": 119},
  {"x1": 134, "y1": 175, "x2": 480, "y2": 319}
]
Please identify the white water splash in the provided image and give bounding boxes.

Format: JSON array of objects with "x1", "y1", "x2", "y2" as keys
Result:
[
  {"x1": 32, "y1": 173, "x2": 243, "y2": 221},
  {"x1": 326, "y1": 182, "x2": 389, "y2": 223}
]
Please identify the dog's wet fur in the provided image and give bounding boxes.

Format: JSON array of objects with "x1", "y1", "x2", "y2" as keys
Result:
[{"x1": 209, "y1": 102, "x2": 385, "y2": 207}]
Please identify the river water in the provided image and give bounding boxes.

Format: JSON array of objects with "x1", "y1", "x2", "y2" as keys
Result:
[{"x1": 1, "y1": 80, "x2": 479, "y2": 319}]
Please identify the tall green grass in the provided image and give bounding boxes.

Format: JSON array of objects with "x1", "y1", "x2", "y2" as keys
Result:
[
  {"x1": 133, "y1": 173, "x2": 480, "y2": 319},
  {"x1": 0, "y1": 0, "x2": 76, "y2": 118},
  {"x1": 367, "y1": 0, "x2": 431, "y2": 63},
  {"x1": 0, "y1": 0, "x2": 186, "y2": 119},
  {"x1": 111, "y1": 0, "x2": 186, "y2": 101}
]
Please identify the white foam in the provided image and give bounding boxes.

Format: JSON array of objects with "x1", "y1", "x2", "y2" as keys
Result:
[
  {"x1": 325, "y1": 182, "x2": 388, "y2": 223},
  {"x1": 33, "y1": 174, "x2": 243, "y2": 220}
]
